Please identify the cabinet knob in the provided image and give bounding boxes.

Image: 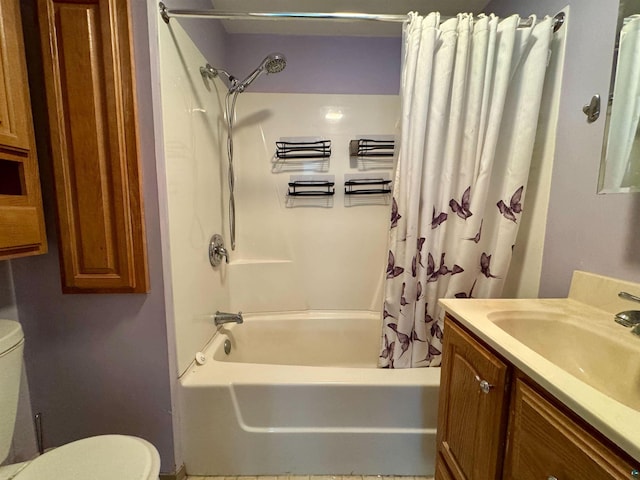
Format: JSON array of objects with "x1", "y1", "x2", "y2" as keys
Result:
[
  {"x1": 474, "y1": 375, "x2": 494, "y2": 394},
  {"x1": 631, "y1": 469, "x2": 639, "y2": 478},
  {"x1": 547, "y1": 477, "x2": 558, "y2": 480}
]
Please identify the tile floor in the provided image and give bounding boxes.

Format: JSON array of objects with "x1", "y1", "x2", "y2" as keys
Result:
[{"x1": 188, "y1": 476, "x2": 435, "y2": 480}]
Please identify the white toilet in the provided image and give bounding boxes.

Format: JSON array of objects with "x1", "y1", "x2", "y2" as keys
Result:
[{"x1": 0, "y1": 320, "x2": 161, "y2": 479}]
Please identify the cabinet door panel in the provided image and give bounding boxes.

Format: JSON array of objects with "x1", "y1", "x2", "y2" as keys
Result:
[
  {"x1": 54, "y1": 2, "x2": 123, "y2": 275},
  {"x1": 436, "y1": 317, "x2": 510, "y2": 480},
  {"x1": 38, "y1": 0, "x2": 148, "y2": 292},
  {"x1": 0, "y1": 0, "x2": 30, "y2": 150},
  {"x1": 504, "y1": 378, "x2": 636, "y2": 480}
]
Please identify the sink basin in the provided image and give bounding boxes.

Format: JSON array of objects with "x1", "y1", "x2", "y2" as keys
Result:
[{"x1": 487, "y1": 310, "x2": 640, "y2": 411}]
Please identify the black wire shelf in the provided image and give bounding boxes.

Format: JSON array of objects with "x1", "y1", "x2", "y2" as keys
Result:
[
  {"x1": 344, "y1": 178, "x2": 392, "y2": 195},
  {"x1": 287, "y1": 179, "x2": 336, "y2": 196},
  {"x1": 276, "y1": 139, "x2": 331, "y2": 159},
  {"x1": 349, "y1": 138, "x2": 395, "y2": 158}
]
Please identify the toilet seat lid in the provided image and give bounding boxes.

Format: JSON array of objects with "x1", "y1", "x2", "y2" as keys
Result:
[{"x1": 15, "y1": 435, "x2": 160, "y2": 480}]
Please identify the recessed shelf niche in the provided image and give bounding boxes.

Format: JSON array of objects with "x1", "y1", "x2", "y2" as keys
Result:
[{"x1": 0, "y1": 159, "x2": 24, "y2": 196}]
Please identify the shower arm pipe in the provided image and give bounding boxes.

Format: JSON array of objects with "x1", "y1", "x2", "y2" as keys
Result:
[{"x1": 159, "y1": 3, "x2": 565, "y2": 31}]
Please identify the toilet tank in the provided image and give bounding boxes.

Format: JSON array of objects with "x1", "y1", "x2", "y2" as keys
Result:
[{"x1": 0, "y1": 320, "x2": 24, "y2": 464}]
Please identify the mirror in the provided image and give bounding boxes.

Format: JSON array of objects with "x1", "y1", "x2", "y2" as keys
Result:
[{"x1": 598, "y1": 0, "x2": 640, "y2": 193}]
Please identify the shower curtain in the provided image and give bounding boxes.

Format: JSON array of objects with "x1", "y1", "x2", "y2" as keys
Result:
[
  {"x1": 604, "y1": 15, "x2": 640, "y2": 190},
  {"x1": 380, "y1": 12, "x2": 554, "y2": 368}
]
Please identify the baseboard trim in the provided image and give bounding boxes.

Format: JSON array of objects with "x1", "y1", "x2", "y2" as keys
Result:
[{"x1": 159, "y1": 463, "x2": 186, "y2": 480}]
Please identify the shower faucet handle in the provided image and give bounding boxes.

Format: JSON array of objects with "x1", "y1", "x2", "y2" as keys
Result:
[{"x1": 209, "y1": 234, "x2": 229, "y2": 266}]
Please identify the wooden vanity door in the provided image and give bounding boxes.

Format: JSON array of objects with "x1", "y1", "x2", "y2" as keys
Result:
[
  {"x1": 435, "y1": 316, "x2": 510, "y2": 480},
  {"x1": 504, "y1": 376, "x2": 637, "y2": 480}
]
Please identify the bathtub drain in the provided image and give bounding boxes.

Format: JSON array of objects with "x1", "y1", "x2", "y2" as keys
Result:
[{"x1": 224, "y1": 339, "x2": 232, "y2": 355}]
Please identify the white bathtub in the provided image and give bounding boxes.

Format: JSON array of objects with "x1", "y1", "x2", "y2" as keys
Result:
[{"x1": 179, "y1": 311, "x2": 439, "y2": 476}]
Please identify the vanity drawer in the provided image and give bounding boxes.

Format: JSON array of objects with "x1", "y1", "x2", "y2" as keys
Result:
[{"x1": 504, "y1": 377, "x2": 636, "y2": 480}]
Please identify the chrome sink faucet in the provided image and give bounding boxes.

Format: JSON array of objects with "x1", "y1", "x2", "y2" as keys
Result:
[
  {"x1": 214, "y1": 311, "x2": 243, "y2": 326},
  {"x1": 615, "y1": 292, "x2": 640, "y2": 337}
]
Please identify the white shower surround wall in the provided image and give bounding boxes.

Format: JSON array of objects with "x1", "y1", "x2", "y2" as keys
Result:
[
  {"x1": 159, "y1": 19, "x2": 230, "y2": 376},
  {"x1": 179, "y1": 311, "x2": 439, "y2": 476},
  {"x1": 225, "y1": 92, "x2": 400, "y2": 314},
  {"x1": 159, "y1": 16, "x2": 402, "y2": 376}
]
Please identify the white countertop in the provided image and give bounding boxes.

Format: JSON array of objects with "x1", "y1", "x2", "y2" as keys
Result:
[{"x1": 439, "y1": 293, "x2": 640, "y2": 463}]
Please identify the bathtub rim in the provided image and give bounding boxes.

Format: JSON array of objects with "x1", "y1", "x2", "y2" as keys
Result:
[{"x1": 180, "y1": 309, "x2": 441, "y2": 387}]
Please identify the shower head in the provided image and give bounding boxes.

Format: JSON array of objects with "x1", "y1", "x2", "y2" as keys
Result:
[
  {"x1": 264, "y1": 53, "x2": 287, "y2": 73},
  {"x1": 233, "y1": 52, "x2": 287, "y2": 93}
]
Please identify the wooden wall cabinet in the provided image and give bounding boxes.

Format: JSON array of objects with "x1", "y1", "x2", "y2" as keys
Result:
[
  {"x1": 436, "y1": 315, "x2": 638, "y2": 480},
  {"x1": 37, "y1": 0, "x2": 148, "y2": 293},
  {"x1": 0, "y1": 0, "x2": 47, "y2": 259}
]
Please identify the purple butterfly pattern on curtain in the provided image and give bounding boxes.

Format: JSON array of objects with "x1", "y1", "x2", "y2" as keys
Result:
[
  {"x1": 388, "y1": 323, "x2": 411, "y2": 357},
  {"x1": 383, "y1": 304, "x2": 396, "y2": 320},
  {"x1": 411, "y1": 237, "x2": 426, "y2": 276},
  {"x1": 450, "y1": 186, "x2": 473, "y2": 219},
  {"x1": 426, "y1": 253, "x2": 464, "y2": 283},
  {"x1": 466, "y1": 219, "x2": 483, "y2": 243},
  {"x1": 455, "y1": 279, "x2": 477, "y2": 298},
  {"x1": 410, "y1": 324, "x2": 425, "y2": 342},
  {"x1": 430, "y1": 321, "x2": 443, "y2": 340},
  {"x1": 497, "y1": 186, "x2": 524, "y2": 223},
  {"x1": 431, "y1": 207, "x2": 448, "y2": 229},
  {"x1": 380, "y1": 334, "x2": 395, "y2": 368},
  {"x1": 386, "y1": 251, "x2": 404, "y2": 279},
  {"x1": 424, "y1": 306, "x2": 434, "y2": 324},
  {"x1": 390, "y1": 197, "x2": 402, "y2": 228},
  {"x1": 400, "y1": 282, "x2": 409, "y2": 306},
  {"x1": 423, "y1": 343, "x2": 441, "y2": 363},
  {"x1": 480, "y1": 252, "x2": 500, "y2": 279}
]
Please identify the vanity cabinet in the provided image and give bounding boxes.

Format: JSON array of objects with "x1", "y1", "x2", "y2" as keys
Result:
[
  {"x1": 436, "y1": 314, "x2": 638, "y2": 480},
  {"x1": 0, "y1": 0, "x2": 47, "y2": 259},
  {"x1": 37, "y1": 0, "x2": 148, "y2": 292},
  {"x1": 436, "y1": 319, "x2": 510, "y2": 480}
]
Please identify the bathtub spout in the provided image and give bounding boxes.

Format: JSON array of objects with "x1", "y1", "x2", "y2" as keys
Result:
[{"x1": 214, "y1": 311, "x2": 243, "y2": 326}]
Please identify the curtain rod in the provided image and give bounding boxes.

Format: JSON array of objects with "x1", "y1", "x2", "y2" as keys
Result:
[
  {"x1": 159, "y1": 5, "x2": 407, "y2": 24},
  {"x1": 159, "y1": 3, "x2": 565, "y2": 32}
]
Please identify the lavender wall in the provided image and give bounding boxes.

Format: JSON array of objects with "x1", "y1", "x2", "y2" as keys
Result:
[
  {"x1": 167, "y1": 0, "x2": 405, "y2": 95},
  {"x1": 487, "y1": 0, "x2": 640, "y2": 296},
  {"x1": 171, "y1": 15, "x2": 403, "y2": 96},
  {"x1": 224, "y1": 34, "x2": 402, "y2": 95},
  {"x1": 168, "y1": 0, "x2": 230, "y2": 68},
  {"x1": 12, "y1": 0, "x2": 176, "y2": 474}
]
